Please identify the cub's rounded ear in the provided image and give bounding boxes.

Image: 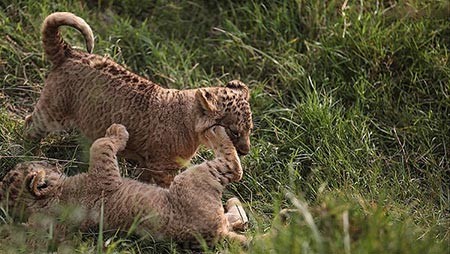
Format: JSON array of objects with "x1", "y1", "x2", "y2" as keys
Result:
[
  {"x1": 196, "y1": 89, "x2": 218, "y2": 113},
  {"x1": 226, "y1": 80, "x2": 249, "y2": 101}
]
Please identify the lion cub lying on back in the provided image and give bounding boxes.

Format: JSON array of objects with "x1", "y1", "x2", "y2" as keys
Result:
[
  {"x1": 1, "y1": 124, "x2": 248, "y2": 248},
  {"x1": 25, "y1": 12, "x2": 253, "y2": 187}
]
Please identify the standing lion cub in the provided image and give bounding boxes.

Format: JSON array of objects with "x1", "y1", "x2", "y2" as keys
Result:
[
  {"x1": 25, "y1": 12, "x2": 253, "y2": 186},
  {"x1": 1, "y1": 124, "x2": 248, "y2": 248}
]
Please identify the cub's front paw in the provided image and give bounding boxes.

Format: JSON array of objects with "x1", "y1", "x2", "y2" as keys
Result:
[
  {"x1": 106, "y1": 124, "x2": 129, "y2": 140},
  {"x1": 105, "y1": 124, "x2": 129, "y2": 150},
  {"x1": 205, "y1": 125, "x2": 229, "y2": 144},
  {"x1": 226, "y1": 197, "x2": 248, "y2": 231}
]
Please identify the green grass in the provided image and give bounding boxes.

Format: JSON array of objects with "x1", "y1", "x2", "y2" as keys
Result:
[{"x1": 0, "y1": 0, "x2": 449, "y2": 253}]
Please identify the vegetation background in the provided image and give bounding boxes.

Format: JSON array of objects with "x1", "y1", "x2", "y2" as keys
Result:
[{"x1": 0, "y1": 0, "x2": 448, "y2": 253}]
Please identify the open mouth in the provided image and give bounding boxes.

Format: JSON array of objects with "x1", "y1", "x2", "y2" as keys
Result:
[{"x1": 237, "y1": 148, "x2": 249, "y2": 156}]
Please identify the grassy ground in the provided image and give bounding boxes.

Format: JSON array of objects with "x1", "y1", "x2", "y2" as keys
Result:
[{"x1": 0, "y1": 0, "x2": 449, "y2": 253}]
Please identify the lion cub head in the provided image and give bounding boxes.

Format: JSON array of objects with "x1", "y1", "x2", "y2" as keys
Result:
[
  {"x1": 0, "y1": 161, "x2": 63, "y2": 220},
  {"x1": 195, "y1": 80, "x2": 253, "y2": 155}
]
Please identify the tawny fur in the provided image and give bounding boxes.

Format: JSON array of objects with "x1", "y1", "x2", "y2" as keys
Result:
[
  {"x1": 1, "y1": 124, "x2": 248, "y2": 248},
  {"x1": 25, "y1": 12, "x2": 253, "y2": 186}
]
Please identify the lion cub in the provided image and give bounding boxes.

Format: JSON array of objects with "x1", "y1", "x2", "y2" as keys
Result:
[
  {"x1": 1, "y1": 124, "x2": 248, "y2": 248},
  {"x1": 25, "y1": 12, "x2": 253, "y2": 186}
]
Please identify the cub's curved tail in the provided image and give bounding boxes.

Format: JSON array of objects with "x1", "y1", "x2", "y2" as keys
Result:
[{"x1": 42, "y1": 12, "x2": 94, "y2": 65}]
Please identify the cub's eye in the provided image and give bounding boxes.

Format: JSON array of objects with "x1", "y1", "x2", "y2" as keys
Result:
[{"x1": 228, "y1": 128, "x2": 240, "y2": 139}]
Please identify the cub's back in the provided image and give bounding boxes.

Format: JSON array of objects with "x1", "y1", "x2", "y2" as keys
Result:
[{"x1": 44, "y1": 50, "x2": 198, "y2": 159}]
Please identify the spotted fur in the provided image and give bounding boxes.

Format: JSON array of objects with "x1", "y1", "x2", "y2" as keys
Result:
[
  {"x1": 1, "y1": 124, "x2": 248, "y2": 248},
  {"x1": 25, "y1": 12, "x2": 253, "y2": 186}
]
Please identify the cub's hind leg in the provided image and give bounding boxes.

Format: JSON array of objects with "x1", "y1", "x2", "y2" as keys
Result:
[
  {"x1": 225, "y1": 197, "x2": 248, "y2": 231},
  {"x1": 24, "y1": 89, "x2": 73, "y2": 141}
]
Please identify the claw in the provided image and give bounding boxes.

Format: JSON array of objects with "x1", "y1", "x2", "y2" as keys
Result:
[{"x1": 29, "y1": 170, "x2": 47, "y2": 196}]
